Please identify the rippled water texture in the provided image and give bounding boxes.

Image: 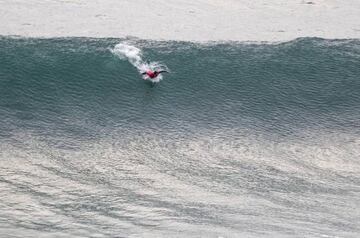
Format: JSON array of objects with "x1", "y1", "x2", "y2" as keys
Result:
[{"x1": 0, "y1": 37, "x2": 360, "y2": 237}]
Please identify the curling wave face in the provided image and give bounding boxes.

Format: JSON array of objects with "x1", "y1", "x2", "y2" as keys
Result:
[{"x1": 0, "y1": 37, "x2": 360, "y2": 237}]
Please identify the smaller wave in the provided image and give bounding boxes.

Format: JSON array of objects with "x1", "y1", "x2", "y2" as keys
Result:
[{"x1": 110, "y1": 42, "x2": 169, "y2": 82}]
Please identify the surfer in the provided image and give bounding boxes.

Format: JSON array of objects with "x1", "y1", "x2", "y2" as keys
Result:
[{"x1": 141, "y1": 70, "x2": 168, "y2": 79}]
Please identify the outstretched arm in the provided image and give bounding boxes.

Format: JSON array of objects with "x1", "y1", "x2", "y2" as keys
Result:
[
  {"x1": 141, "y1": 72, "x2": 147, "y2": 75},
  {"x1": 158, "y1": 70, "x2": 169, "y2": 74}
]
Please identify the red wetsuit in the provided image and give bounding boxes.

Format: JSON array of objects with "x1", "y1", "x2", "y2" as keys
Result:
[{"x1": 146, "y1": 70, "x2": 158, "y2": 79}]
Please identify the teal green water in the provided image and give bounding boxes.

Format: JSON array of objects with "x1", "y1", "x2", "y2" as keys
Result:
[{"x1": 0, "y1": 37, "x2": 360, "y2": 237}]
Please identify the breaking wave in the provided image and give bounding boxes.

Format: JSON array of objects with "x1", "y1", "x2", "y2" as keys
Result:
[{"x1": 0, "y1": 37, "x2": 359, "y2": 237}]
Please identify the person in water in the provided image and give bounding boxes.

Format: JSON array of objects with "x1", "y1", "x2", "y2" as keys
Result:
[{"x1": 142, "y1": 70, "x2": 168, "y2": 79}]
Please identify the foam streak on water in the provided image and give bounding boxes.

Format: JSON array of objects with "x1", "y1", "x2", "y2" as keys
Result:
[{"x1": 111, "y1": 42, "x2": 168, "y2": 82}]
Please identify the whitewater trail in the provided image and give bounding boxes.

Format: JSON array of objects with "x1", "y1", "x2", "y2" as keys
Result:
[{"x1": 111, "y1": 42, "x2": 168, "y2": 82}]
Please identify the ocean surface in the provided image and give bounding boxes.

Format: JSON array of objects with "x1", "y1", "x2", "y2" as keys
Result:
[{"x1": 0, "y1": 36, "x2": 360, "y2": 237}]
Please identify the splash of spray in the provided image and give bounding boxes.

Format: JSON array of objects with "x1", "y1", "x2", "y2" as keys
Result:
[{"x1": 111, "y1": 42, "x2": 168, "y2": 82}]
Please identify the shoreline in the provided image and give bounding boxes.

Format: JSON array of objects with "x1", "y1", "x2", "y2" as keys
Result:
[{"x1": 1, "y1": 0, "x2": 360, "y2": 42}]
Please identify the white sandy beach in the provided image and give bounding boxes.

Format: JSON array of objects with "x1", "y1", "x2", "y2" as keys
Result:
[{"x1": 0, "y1": 0, "x2": 360, "y2": 42}]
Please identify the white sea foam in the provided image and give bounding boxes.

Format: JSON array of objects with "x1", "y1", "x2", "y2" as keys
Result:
[
  {"x1": 0, "y1": 0, "x2": 359, "y2": 42},
  {"x1": 110, "y1": 43, "x2": 168, "y2": 82}
]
